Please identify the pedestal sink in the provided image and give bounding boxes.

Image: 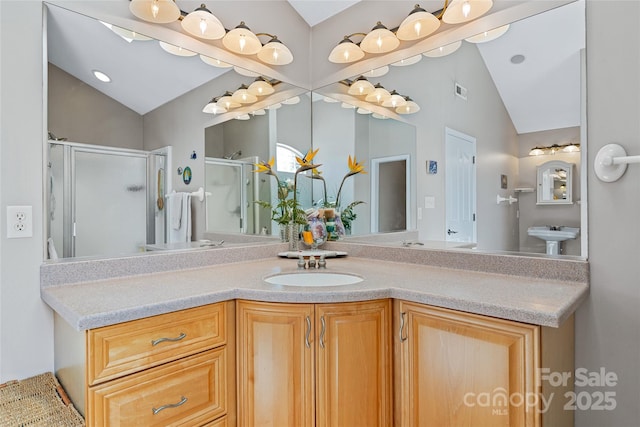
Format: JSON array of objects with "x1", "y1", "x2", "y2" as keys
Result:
[
  {"x1": 527, "y1": 226, "x2": 580, "y2": 255},
  {"x1": 264, "y1": 272, "x2": 363, "y2": 287}
]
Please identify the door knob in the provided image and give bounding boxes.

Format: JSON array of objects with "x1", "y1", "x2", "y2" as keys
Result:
[{"x1": 447, "y1": 228, "x2": 458, "y2": 235}]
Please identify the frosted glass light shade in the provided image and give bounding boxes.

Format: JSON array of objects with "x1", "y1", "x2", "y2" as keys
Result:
[
  {"x1": 159, "y1": 41, "x2": 197, "y2": 57},
  {"x1": 235, "y1": 114, "x2": 251, "y2": 120},
  {"x1": 361, "y1": 66, "x2": 389, "y2": 78},
  {"x1": 181, "y1": 4, "x2": 225, "y2": 40},
  {"x1": 465, "y1": 24, "x2": 510, "y2": 43},
  {"x1": 396, "y1": 99, "x2": 420, "y2": 114},
  {"x1": 423, "y1": 40, "x2": 462, "y2": 57},
  {"x1": 251, "y1": 109, "x2": 266, "y2": 116},
  {"x1": 328, "y1": 37, "x2": 365, "y2": 63},
  {"x1": 348, "y1": 77, "x2": 375, "y2": 96},
  {"x1": 341, "y1": 102, "x2": 356, "y2": 109},
  {"x1": 365, "y1": 85, "x2": 391, "y2": 104},
  {"x1": 258, "y1": 38, "x2": 293, "y2": 65},
  {"x1": 129, "y1": 0, "x2": 180, "y2": 24},
  {"x1": 203, "y1": 101, "x2": 227, "y2": 114},
  {"x1": 248, "y1": 78, "x2": 274, "y2": 96},
  {"x1": 396, "y1": 6, "x2": 440, "y2": 41},
  {"x1": 381, "y1": 91, "x2": 407, "y2": 108},
  {"x1": 442, "y1": 0, "x2": 493, "y2": 24},
  {"x1": 232, "y1": 85, "x2": 258, "y2": 104},
  {"x1": 360, "y1": 22, "x2": 399, "y2": 54},
  {"x1": 357, "y1": 108, "x2": 372, "y2": 115},
  {"x1": 223, "y1": 22, "x2": 262, "y2": 55},
  {"x1": 200, "y1": 55, "x2": 233, "y2": 68},
  {"x1": 217, "y1": 93, "x2": 241, "y2": 110}
]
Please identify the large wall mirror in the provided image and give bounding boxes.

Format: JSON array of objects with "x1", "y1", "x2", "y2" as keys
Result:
[{"x1": 44, "y1": 0, "x2": 587, "y2": 261}]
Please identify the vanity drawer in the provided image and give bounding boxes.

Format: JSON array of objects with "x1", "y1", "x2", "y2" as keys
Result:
[
  {"x1": 87, "y1": 348, "x2": 227, "y2": 427},
  {"x1": 88, "y1": 303, "x2": 226, "y2": 385}
]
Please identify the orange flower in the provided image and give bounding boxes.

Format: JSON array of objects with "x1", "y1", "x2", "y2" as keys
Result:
[
  {"x1": 295, "y1": 148, "x2": 319, "y2": 167},
  {"x1": 348, "y1": 155, "x2": 366, "y2": 175},
  {"x1": 254, "y1": 157, "x2": 276, "y2": 176}
]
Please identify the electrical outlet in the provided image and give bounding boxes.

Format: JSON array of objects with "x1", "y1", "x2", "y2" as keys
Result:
[{"x1": 7, "y1": 206, "x2": 33, "y2": 238}]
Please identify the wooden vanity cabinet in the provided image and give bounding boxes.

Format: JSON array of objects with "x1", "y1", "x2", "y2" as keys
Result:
[
  {"x1": 393, "y1": 300, "x2": 574, "y2": 427},
  {"x1": 55, "y1": 301, "x2": 236, "y2": 427},
  {"x1": 236, "y1": 299, "x2": 392, "y2": 427}
]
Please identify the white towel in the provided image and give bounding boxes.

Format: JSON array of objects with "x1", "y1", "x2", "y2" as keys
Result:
[
  {"x1": 168, "y1": 192, "x2": 183, "y2": 230},
  {"x1": 168, "y1": 193, "x2": 192, "y2": 243}
]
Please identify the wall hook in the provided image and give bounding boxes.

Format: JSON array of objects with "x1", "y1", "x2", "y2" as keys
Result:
[{"x1": 594, "y1": 143, "x2": 640, "y2": 182}]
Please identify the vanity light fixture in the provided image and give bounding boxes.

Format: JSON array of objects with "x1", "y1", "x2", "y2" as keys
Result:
[
  {"x1": 328, "y1": 1, "x2": 494, "y2": 64},
  {"x1": 441, "y1": 0, "x2": 494, "y2": 24},
  {"x1": 202, "y1": 78, "x2": 283, "y2": 115},
  {"x1": 360, "y1": 22, "x2": 400, "y2": 54},
  {"x1": 396, "y1": 4, "x2": 441, "y2": 41},
  {"x1": 248, "y1": 77, "x2": 275, "y2": 96},
  {"x1": 231, "y1": 84, "x2": 258, "y2": 104},
  {"x1": 328, "y1": 36, "x2": 366, "y2": 64},
  {"x1": 180, "y1": 4, "x2": 225, "y2": 40},
  {"x1": 340, "y1": 78, "x2": 420, "y2": 115},
  {"x1": 528, "y1": 143, "x2": 581, "y2": 156},
  {"x1": 347, "y1": 76, "x2": 375, "y2": 95},
  {"x1": 128, "y1": 2, "x2": 294, "y2": 66},
  {"x1": 129, "y1": 0, "x2": 180, "y2": 24}
]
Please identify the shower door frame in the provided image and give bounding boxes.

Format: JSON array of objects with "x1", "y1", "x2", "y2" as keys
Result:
[{"x1": 49, "y1": 141, "x2": 151, "y2": 258}]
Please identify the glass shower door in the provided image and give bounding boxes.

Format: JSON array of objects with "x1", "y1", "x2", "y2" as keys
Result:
[
  {"x1": 73, "y1": 148, "x2": 147, "y2": 257},
  {"x1": 205, "y1": 159, "x2": 245, "y2": 233}
]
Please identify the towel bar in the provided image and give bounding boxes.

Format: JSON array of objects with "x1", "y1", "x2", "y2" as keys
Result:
[
  {"x1": 594, "y1": 143, "x2": 640, "y2": 182},
  {"x1": 165, "y1": 187, "x2": 211, "y2": 202}
]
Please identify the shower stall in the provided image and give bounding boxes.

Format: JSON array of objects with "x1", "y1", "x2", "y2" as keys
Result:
[
  {"x1": 48, "y1": 141, "x2": 169, "y2": 258},
  {"x1": 204, "y1": 157, "x2": 261, "y2": 234}
]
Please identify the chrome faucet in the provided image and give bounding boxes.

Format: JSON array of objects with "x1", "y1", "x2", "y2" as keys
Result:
[{"x1": 297, "y1": 254, "x2": 327, "y2": 269}]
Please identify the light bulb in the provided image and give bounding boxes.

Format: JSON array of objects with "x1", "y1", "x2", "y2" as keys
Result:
[
  {"x1": 343, "y1": 51, "x2": 350, "y2": 61},
  {"x1": 272, "y1": 50, "x2": 279, "y2": 62},
  {"x1": 151, "y1": 0, "x2": 159, "y2": 18},
  {"x1": 376, "y1": 36, "x2": 383, "y2": 49},
  {"x1": 414, "y1": 22, "x2": 422, "y2": 36},
  {"x1": 239, "y1": 36, "x2": 246, "y2": 52},
  {"x1": 199, "y1": 19, "x2": 207, "y2": 35},
  {"x1": 462, "y1": 1, "x2": 471, "y2": 18}
]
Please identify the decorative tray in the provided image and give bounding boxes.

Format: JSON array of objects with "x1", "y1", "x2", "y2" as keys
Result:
[{"x1": 277, "y1": 250, "x2": 347, "y2": 259}]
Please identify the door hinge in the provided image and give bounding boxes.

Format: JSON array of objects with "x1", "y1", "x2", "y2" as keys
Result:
[
  {"x1": 472, "y1": 156, "x2": 476, "y2": 164},
  {"x1": 473, "y1": 213, "x2": 476, "y2": 221}
]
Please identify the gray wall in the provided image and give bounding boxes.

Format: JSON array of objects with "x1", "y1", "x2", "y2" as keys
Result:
[
  {"x1": 48, "y1": 64, "x2": 143, "y2": 149},
  {"x1": 575, "y1": 1, "x2": 640, "y2": 425},
  {"x1": 1, "y1": 2, "x2": 640, "y2": 425}
]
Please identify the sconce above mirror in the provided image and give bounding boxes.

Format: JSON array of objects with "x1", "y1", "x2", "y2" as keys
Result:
[{"x1": 537, "y1": 160, "x2": 573, "y2": 205}]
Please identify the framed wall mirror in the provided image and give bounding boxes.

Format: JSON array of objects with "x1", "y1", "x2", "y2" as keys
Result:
[{"x1": 537, "y1": 160, "x2": 573, "y2": 205}]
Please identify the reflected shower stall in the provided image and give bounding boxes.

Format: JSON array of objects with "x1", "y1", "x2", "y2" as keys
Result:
[
  {"x1": 48, "y1": 141, "x2": 168, "y2": 258},
  {"x1": 204, "y1": 157, "x2": 260, "y2": 234}
]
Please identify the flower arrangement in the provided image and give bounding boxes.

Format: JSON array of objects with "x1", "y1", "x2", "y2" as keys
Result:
[
  {"x1": 254, "y1": 149, "x2": 366, "y2": 240},
  {"x1": 254, "y1": 148, "x2": 320, "y2": 227}
]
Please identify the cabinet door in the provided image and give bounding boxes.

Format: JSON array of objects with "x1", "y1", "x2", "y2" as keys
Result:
[
  {"x1": 236, "y1": 300, "x2": 315, "y2": 427},
  {"x1": 316, "y1": 300, "x2": 392, "y2": 427},
  {"x1": 396, "y1": 301, "x2": 540, "y2": 427}
]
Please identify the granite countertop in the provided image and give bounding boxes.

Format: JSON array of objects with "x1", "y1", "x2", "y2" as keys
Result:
[{"x1": 41, "y1": 254, "x2": 588, "y2": 331}]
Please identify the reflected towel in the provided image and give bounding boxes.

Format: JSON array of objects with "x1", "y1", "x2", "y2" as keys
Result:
[
  {"x1": 168, "y1": 192, "x2": 183, "y2": 230},
  {"x1": 168, "y1": 193, "x2": 192, "y2": 243}
]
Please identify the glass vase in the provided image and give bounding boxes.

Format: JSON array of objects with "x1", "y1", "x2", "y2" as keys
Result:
[{"x1": 280, "y1": 223, "x2": 300, "y2": 250}]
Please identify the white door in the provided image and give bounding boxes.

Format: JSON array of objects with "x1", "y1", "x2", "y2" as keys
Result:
[{"x1": 445, "y1": 128, "x2": 476, "y2": 243}]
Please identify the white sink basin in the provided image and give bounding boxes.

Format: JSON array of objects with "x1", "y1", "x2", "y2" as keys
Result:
[
  {"x1": 527, "y1": 226, "x2": 579, "y2": 255},
  {"x1": 264, "y1": 272, "x2": 363, "y2": 287},
  {"x1": 527, "y1": 226, "x2": 579, "y2": 241}
]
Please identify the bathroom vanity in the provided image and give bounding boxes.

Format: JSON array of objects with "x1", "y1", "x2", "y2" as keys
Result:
[{"x1": 42, "y1": 243, "x2": 588, "y2": 426}]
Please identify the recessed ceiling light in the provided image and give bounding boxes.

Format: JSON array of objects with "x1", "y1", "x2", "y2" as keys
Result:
[
  {"x1": 92, "y1": 70, "x2": 111, "y2": 83},
  {"x1": 510, "y1": 54, "x2": 526, "y2": 64}
]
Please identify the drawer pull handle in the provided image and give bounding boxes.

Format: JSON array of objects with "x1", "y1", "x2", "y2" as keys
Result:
[
  {"x1": 151, "y1": 332, "x2": 186, "y2": 346},
  {"x1": 320, "y1": 316, "x2": 326, "y2": 349},
  {"x1": 400, "y1": 312, "x2": 408, "y2": 342},
  {"x1": 305, "y1": 315, "x2": 311, "y2": 349},
  {"x1": 152, "y1": 396, "x2": 187, "y2": 415}
]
